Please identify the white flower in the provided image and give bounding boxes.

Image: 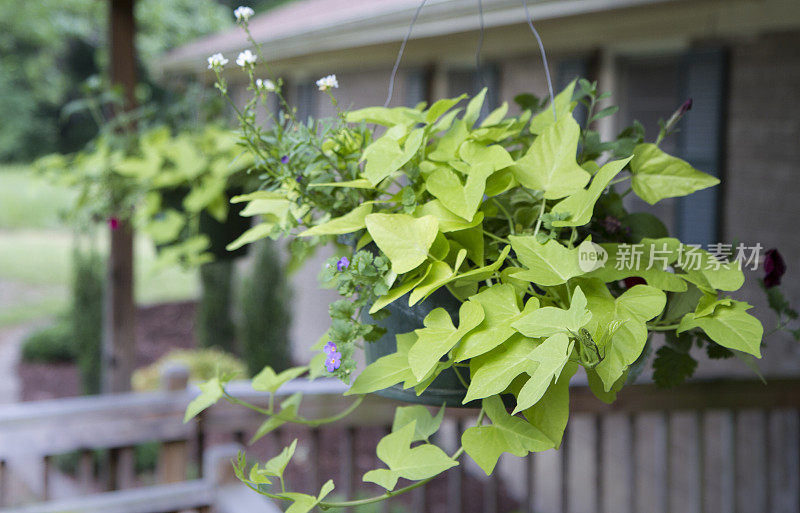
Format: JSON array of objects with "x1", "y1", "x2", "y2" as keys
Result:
[
  {"x1": 207, "y1": 53, "x2": 228, "y2": 69},
  {"x1": 256, "y1": 78, "x2": 276, "y2": 92},
  {"x1": 236, "y1": 50, "x2": 257, "y2": 68},
  {"x1": 234, "y1": 6, "x2": 255, "y2": 22},
  {"x1": 315, "y1": 74, "x2": 339, "y2": 91}
]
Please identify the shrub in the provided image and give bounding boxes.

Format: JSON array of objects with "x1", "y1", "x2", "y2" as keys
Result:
[
  {"x1": 71, "y1": 245, "x2": 105, "y2": 394},
  {"x1": 21, "y1": 322, "x2": 76, "y2": 363},
  {"x1": 131, "y1": 348, "x2": 247, "y2": 391},
  {"x1": 240, "y1": 239, "x2": 292, "y2": 375},
  {"x1": 196, "y1": 260, "x2": 236, "y2": 352}
]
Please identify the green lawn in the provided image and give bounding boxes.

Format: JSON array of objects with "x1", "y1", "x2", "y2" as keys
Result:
[{"x1": 0, "y1": 165, "x2": 199, "y2": 328}]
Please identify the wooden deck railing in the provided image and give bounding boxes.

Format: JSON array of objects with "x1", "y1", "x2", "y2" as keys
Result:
[{"x1": 0, "y1": 372, "x2": 798, "y2": 513}]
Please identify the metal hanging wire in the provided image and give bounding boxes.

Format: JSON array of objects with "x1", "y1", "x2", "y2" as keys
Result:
[
  {"x1": 384, "y1": 0, "x2": 557, "y2": 117},
  {"x1": 521, "y1": 0, "x2": 557, "y2": 119},
  {"x1": 384, "y1": 0, "x2": 428, "y2": 107}
]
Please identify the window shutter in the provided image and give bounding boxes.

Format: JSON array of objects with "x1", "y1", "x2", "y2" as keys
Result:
[{"x1": 675, "y1": 47, "x2": 728, "y2": 246}]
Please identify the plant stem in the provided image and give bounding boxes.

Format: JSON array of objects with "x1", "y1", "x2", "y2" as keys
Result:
[
  {"x1": 647, "y1": 323, "x2": 681, "y2": 332},
  {"x1": 223, "y1": 391, "x2": 365, "y2": 427},
  {"x1": 532, "y1": 199, "x2": 547, "y2": 239}
]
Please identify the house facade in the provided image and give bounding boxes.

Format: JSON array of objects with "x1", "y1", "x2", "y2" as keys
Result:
[{"x1": 161, "y1": 0, "x2": 800, "y2": 376}]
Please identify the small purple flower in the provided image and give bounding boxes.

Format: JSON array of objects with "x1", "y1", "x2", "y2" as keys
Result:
[
  {"x1": 108, "y1": 217, "x2": 120, "y2": 230},
  {"x1": 323, "y1": 341, "x2": 337, "y2": 354},
  {"x1": 280, "y1": 155, "x2": 289, "y2": 164},
  {"x1": 295, "y1": 175, "x2": 302, "y2": 183},
  {"x1": 336, "y1": 256, "x2": 350, "y2": 272},
  {"x1": 325, "y1": 351, "x2": 342, "y2": 372},
  {"x1": 764, "y1": 248, "x2": 786, "y2": 288}
]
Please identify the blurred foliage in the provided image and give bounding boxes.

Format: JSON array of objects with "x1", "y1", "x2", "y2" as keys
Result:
[
  {"x1": 72, "y1": 242, "x2": 106, "y2": 394},
  {"x1": 131, "y1": 347, "x2": 247, "y2": 391},
  {"x1": 21, "y1": 321, "x2": 77, "y2": 363},
  {"x1": 197, "y1": 260, "x2": 237, "y2": 352},
  {"x1": 0, "y1": 0, "x2": 231, "y2": 162},
  {"x1": 240, "y1": 240, "x2": 292, "y2": 375}
]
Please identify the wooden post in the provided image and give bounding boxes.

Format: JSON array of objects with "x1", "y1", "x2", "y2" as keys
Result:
[
  {"x1": 159, "y1": 364, "x2": 190, "y2": 484},
  {"x1": 103, "y1": 0, "x2": 138, "y2": 394}
]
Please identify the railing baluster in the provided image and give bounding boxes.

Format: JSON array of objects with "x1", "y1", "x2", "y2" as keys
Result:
[
  {"x1": 595, "y1": 415, "x2": 604, "y2": 513},
  {"x1": 0, "y1": 459, "x2": 6, "y2": 507},
  {"x1": 664, "y1": 412, "x2": 671, "y2": 513},
  {"x1": 561, "y1": 421, "x2": 569, "y2": 513},
  {"x1": 763, "y1": 410, "x2": 771, "y2": 513},
  {"x1": 412, "y1": 482, "x2": 426, "y2": 513},
  {"x1": 526, "y1": 450, "x2": 535, "y2": 513},
  {"x1": 42, "y1": 454, "x2": 51, "y2": 500},
  {"x1": 484, "y1": 469, "x2": 497, "y2": 513},
  {"x1": 628, "y1": 414, "x2": 636, "y2": 513},
  {"x1": 340, "y1": 427, "x2": 355, "y2": 513},
  {"x1": 309, "y1": 427, "x2": 320, "y2": 492},
  {"x1": 731, "y1": 410, "x2": 738, "y2": 513},
  {"x1": 78, "y1": 449, "x2": 94, "y2": 490},
  {"x1": 117, "y1": 446, "x2": 136, "y2": 489},
  {"x1": 696, "y1": 411, "x2": 705, "y2": 513},
  {"x1": 447, "y1": 420, "x2": 463, "y2": 513},
  {"x1": 159, "y1": 439, "x2": 188, "y2": 484}
]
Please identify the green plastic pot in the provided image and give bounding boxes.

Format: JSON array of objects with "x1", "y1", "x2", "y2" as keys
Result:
[{"x1": 360, "y1": 286, "x2": 480, "y2": 408}]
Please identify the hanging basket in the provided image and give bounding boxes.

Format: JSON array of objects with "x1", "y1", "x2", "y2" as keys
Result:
[{"x1": 360, "y1": 286, "x2": 482, "y2": 408}]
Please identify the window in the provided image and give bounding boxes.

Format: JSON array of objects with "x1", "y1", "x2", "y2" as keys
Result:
[
  {"x1": 294, "y1": 81, "x2": 317, "y2": 122},
  {"x1": 613, "y1": 49, "x2": 727, "y2": 246},
  {"x1": 446, "y1": 64, "x2": 500, "y2": 119},
  {"x1": 404, "y1": 67, "x2": 432, "y2": 107}
]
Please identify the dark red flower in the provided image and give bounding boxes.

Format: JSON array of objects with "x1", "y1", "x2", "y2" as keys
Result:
[
  {"x1": 763, "y1": 248, "x2": 786, "y2": 288},
  {"x1": 623, "y1": 277, "x2": 647, "y2": 289},
  {"x1": 108, "y1": 217, "x2": 120, "y2": 230}
]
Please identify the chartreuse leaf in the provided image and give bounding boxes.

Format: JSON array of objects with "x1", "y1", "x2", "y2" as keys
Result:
[
  {"x1": 585, "y1": 238, "x2": 687, "y2": 292},
  {"x1": 512, "y1": 286, "x2": 592, "y2": 338},
  {"x1": 240, "y1": 198, "x2": 291, "y2": 220},
  {"x1": 369, "y1": 264, "x2": 431, "y2": 314},
  {"x1": 363, "y1": 421, "x2": 458, "y2": 491},
  {"x1": 463, "y1": 334, "x2": 536, "y2": 403},
  {"x1": 369, "y1": 265, "x2": 432, "y2": 314},
  {"x1": 298, "y1": 203, "x2": 373, "y2": 237},
  {"x1": 144, "y1": 209, "x2": 185, "y2": 245},
  {"x1": 308, "y1": 178, "x2": 375, "y2": 189},
  {"x1": 409, "y1": 259, "x2": 460, "y2": 306},
  {"x1": 365, "y1": 214, "x2": 439, "y2": 274},
  {"x1": 522, "y1": 362, "x2": 577, "y2": 447},
  {"x1": 428, "y1": 119, "x2": 469, "y2": 162},
  {"x1": 231, "y1": 190, "x2": 286, "y2": 203},
  {"x1": 226, "y1": 223, "x2": 272, "y2": 251},
  {"x1": 425, "y1": 95, "x2": 466, "y2": 124},
  {"x1": 252, "y1": 366, "x2": 309, "y2": 393},
  {"x1": 480, "y1": 102, "x2": 509, "y2": 126},
  {"x1": 451, "y1": 245, "x2": 511, "y2": 284},
  {"x1": 283, "y1": 480, "x2": 335, "y2": 513},
  {"x1": 552, "y1": 156, "x2": 633, "y2": 227},
  {"x1": 346, "y1": 333, "x2": 417, "y2": 395},
  {"x1": 509, "y1": 236, "x2": 585, "y2": 286},
  {"x1": 260, "y1": 439, "x2": 297, "y2": 480},
  {"x1": 408, "y1": 301, "x2": 484, "y2": 380},
  {"x1": 513, "y1": 333, "x2": 575, "y2": 413},
  {"x1": 361, "y1": 128, "x2": 423, "y2": 185},
  {"x1": 425, "y1": 164, "x2": 494, "y2": 221},
  {"x1": 250, "y1": 393, "x2": 303, "y2": 443},
  {"x1": 677, "y1": 301, "x2": 763, "y2": 357},
  {"x1": 676, "y1": 244, "x2": 744, "y2": 292},
  {"x1": 453, "y1": 284, "x2": 540, "y2": 362},
  {"x1": 630, "y1": 143, "x2": 720, "y2": 205},
  {"x1": 463, "y1": 88, "x2": 488, "y2": 128},
  {"x1": 459, "y1": 141, "x2": 514, "y2": 171},
  {"x1": 392, "y1": 405, "x2": 446, "y2": 442},
  {"x1": 586, "y1": 367, "x2": 627, "y2": 404},
  {"x1": 184, "y1": 377, "x2": 223, "y2": 422},
  {"x1": 346, "y1": 106, "x2": 424, "y2": 126},
  {"x1": 590, "y1": 284, "x2": 666, "y2": 390},
  {"x1": 415, "y1": 200, "x2": 484, "y2": 232},
  {"x1": 462, "y1": 396, "x2": 553, "y2": 475},
  {"x1": 529, "y1": 79, "x2": 577, "y2": 134},
  {"x1": 512, "y1": 116, "x2": 590, "y2": 199}
]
